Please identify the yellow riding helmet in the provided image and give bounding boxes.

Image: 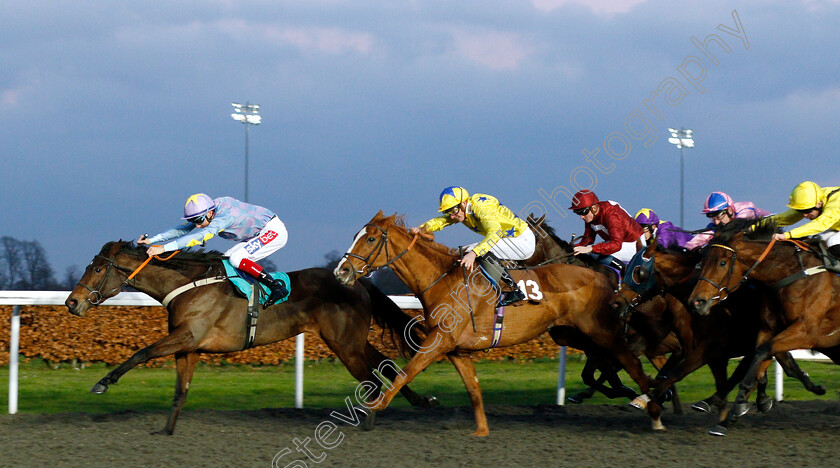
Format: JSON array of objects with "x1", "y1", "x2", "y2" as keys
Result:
[
  {"x1": 438, "y1": 186, "x2": 469, "y2": 212},
  {"x1": 787, "y1": 181, "x2": 823, "y2": 210}
]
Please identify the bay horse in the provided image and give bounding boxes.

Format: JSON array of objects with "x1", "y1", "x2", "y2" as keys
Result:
[
  {"x1": 334, "y1": 212, "x2": 655, "y2": 435},
  {"x1": 613, "y1": 238, "x2": 825, "y2": 435},
  {"x1": 64, "y1": 241, "x2": 437, "y2": 435},
  {"x1": 688, "y1": 218, "x2": 840, "y2": 434},
  {"x1": 525, "y1": 214, "x2": 672, "y2": 406}
]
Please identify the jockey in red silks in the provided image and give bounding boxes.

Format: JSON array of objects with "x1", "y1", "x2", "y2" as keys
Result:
[
  {"x1": 569, "y1": 189, "x2": 645, "y2": 276},
  {"x1": 139, "y1": 193, "x2": 289, "y2": 307},
  {"x1": 685, "y1": 191, "x2": 771, "y2": 250}
]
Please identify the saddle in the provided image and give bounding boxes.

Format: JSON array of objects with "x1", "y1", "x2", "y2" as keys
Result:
[{"x1": 221, "y1": 260, "x2": 292, "y2": 306}]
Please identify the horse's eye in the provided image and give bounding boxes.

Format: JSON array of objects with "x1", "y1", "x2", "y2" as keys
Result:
[
  {"x1": 719, "y1": 260, "x2": 727, "y2": 267},
  {"x1": 367, "y1": 237, "x2": 376, "y2": 243},
  {"x1": 94, "y1": 267, "x2": 102, "y2": 273}
]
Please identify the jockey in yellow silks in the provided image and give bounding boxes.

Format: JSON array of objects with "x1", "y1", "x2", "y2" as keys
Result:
[
  {"x1": 411, "y1": 186, "x2": 535, "y2": 306},
  {"x1": 771, "y1": 181, "x2": 840, "y2": 264}
]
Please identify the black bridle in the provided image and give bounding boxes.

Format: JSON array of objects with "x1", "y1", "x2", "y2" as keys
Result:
[{"x1": 76, "y1": 254, "x2": 136, "y2": 306}]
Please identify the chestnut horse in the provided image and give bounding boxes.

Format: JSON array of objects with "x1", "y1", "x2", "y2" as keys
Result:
[
  {"x1": 64, "y1": 241, "x2": 436, "y2": 434},
  {"x1": 689, "y1": 219, "x2": 840, "y2": 434},
  {"x1": 334, "y1": 212, "x2": 654, "y2": 435},
  {"x1": 614, "y1": 239, "x2": 825, "y2": 435}
]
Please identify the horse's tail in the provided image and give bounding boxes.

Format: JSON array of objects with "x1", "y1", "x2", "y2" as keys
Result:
[{"x1": 358, "y1": 278, "x2": 422, "y2": 358}]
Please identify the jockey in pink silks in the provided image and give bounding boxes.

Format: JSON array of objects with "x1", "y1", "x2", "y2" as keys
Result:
[{"x1": 684, "y1": 191, "x2": 771, "y2": 250}]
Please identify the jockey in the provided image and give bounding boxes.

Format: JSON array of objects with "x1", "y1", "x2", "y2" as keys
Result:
[
  {"x1": 138, "y1": 193, "x2": 289, "y2": 307},
  {"x1": 410, "y1": 186, "x2": 535, "y2": 306},
  {"x1": 569, "y1": 190, "x2": 645, "y2": 275},
  {"x1": 634, "y1": 208, "x2": 692, "y2": 248},
  {"x1": 771, "y1": 181, "x2": 840, "y2": 262},
  {"x1": 684, "y1": 191, "x2": 771, "y2": 250}
]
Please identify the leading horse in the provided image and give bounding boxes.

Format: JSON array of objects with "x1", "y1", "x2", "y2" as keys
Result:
[
  {"x1": 613, "y1": 238, "x2": 825, "y2": 435},
  {"x1": 688, "y1": 219, "x2": 840, "y2": 434},
  {"x1": 334, "y1": 212, "x2": 654, "y2": 435},
  {"x1": 65, "y1": 240, "x2": 436, "y2": 434}
]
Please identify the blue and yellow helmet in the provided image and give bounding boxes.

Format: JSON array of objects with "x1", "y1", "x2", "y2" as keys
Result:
[{"x1": 439, "y1": 186, "x2": 469, "y2": 212}]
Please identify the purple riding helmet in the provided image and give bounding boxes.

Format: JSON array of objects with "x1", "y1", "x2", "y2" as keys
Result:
[{"x1": 634, "y1": 208, "x2": 660, "y2": 226}]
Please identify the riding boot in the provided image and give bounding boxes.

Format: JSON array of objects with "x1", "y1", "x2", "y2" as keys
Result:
[
  {"x1": 608, "y1": 258, "x2": 626, "y2": 278},
  {"x1": 498, "y1": 268, "x2": 526, "y2": 306},
  {"x1": 477, "y1": 252, "x2": 525, "y2": 307},
  {"x1": 828, "y1": 245, "x2": 840, "y2": 273},
  {"x1": 255, "y1": 271, "x2": 289, "y2": 307}
]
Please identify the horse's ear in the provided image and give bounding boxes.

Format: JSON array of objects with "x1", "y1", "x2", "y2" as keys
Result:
[
  {"x1": 536, "y1": 214, "x2": 546, "y2": 225},
  {"x1": 374, "y1": 210, "x2": 384, "y2": 219}
]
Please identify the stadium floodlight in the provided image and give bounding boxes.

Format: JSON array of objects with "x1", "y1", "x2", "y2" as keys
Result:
[
  {"x1": 230, "y1": 102, "x2": 261, "y2": 202},
  {"x1": 668, "y1": 127, "x2": 695, "y2": 226}
]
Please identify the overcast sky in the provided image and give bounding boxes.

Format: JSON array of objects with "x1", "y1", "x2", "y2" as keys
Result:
[{"x1": 2, "y1": 0, "x2": 839, "y2": 280}]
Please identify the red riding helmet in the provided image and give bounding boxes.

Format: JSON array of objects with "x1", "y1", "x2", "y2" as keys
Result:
[{"x1": 569, "y1": 190, "x2": 599, "y2": 210}]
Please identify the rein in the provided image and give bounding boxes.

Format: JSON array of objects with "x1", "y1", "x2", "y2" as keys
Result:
[
  {"x1": 699, "y1": 237, "x2": 827, "y2": 301},
  {"x1": 78, "y1": 248, "x2": 181, "y2": 306}
]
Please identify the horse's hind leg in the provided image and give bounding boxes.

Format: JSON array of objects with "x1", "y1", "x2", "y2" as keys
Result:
[
  {"x1": 155, "y1": 352, "x2": 199, "y2": 436},
  {"x1": 447, "y1": 353, "x2": 489, "y2": 437},
  {"x1": 776, "y1": 351, "x2": 826, "y2": 395},
  {"x1": 91, "y1": 328, "x2": 196, "y2": 394}
]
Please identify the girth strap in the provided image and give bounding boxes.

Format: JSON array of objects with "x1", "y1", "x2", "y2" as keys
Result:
[
  {"x1": 773, "y1": 265, "x2": 827, "y2": 289},
  {"x1": 162, "y1": 277, "x2": 228, "y2": 307},
  {"x1": 245, "y1": 282, "x2": 260, "y2": 349}
]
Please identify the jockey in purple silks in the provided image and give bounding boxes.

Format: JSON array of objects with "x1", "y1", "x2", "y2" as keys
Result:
[
  {"x1": 634, "y1": 209, "x2": 692, "y2": 249},
  {"x1": 685, "y1": 191, "x2": 771, "y2": 250},
  {"x1": 138, "y1": 193, "x2": 289, "y2": 307}
]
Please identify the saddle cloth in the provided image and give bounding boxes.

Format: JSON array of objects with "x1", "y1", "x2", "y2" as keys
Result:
[
  {"x1": 222, "y1": 260, "x2": 291, "y2": 306},
  {"x1": 508, "y1": 269, "x2": 543, "y2": 303}
]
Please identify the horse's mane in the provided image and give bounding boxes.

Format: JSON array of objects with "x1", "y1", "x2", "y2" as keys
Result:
[
  {"x1": 712, "y1": 217, "x2": 779, "y2": 244},
  {"x1": 390, "y1": 215, "x2": 459, "y2": 257},
  {"x1": 652, "y1": 239, "x2": 703, "y2": 264},
  {"x1": 535, "y1": 218, "x2": 600, "y2": 268},
  {"x1": 102, "y1": 241, "x2": 227, "y2": 272}
]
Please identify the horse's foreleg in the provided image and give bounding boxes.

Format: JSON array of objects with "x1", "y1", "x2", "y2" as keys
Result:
[
  {"x1": 363, "y1": 343, "x2": 439, "y2": 408},
  {"x1": 368, "y1": 329, "x2": 454, "y2": 412},
  {"x1": 156, "y1": 352, "x2": 199, "y2": 436},
  {"x1": 447, "y1": 354, "x2": 489, "y2": 436},
  {"x1": 91, "y1": 328, "x2": 196, "y2": 394}
]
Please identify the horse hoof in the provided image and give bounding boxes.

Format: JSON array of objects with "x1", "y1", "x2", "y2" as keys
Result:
[
  {"x1": 813, "y1": 385, "x2": 827, "y2": 396},
  {"x1": 424, "y1": 396, "x2": 441, "y2": 408},
  {"x1": 708, "y1": 425, "x2": 728, "y2": 437},
  {"x1": 629, "y1": 395, "x2": 649, "y2": 410},
  {"x1": 757, "y1": 396, "x2": 774, "y2": 413},
  {"x1": 733, "y1": 402, "x2": 750, "y2": 418},
  {"x1": 691, "y1": 401, "x2": 711, "y2": 413},
  {"x1": 90, "y1": 382, "x2": 109, "y2": 394},
  {"x1": 651, "y1": 419, "x2": 666, "y2": 431},
  {"x1": 360, "y1": 408, "x2": 376, "y2": 431},
  {"x1": 567, "y1": 394, "x2": 585, "y2": 404},
  {"x1": 150, "y1": 428, "x2": 174, "y2": 436}
]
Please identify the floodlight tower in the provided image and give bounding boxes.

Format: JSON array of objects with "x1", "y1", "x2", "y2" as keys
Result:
[
  {"x1": 231, "y1": 102, "x2": 262, "y2": 202},
  {"x1": 668, "y1": 127, "x2": 694, "y2": 227}
]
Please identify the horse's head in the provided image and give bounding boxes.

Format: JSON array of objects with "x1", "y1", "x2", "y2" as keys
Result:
[
  {"x1": 524, "y1": 213, "x2": 576, "y2": 267},
  {"x1": 334, "y1": 211, "x2": 404, "y2": 285},
  {"x1": 65, "y1": 241, "x2": 141, "y2": 316},
  {"x1": 688, "y1": 218, "x2": 759, "y2": 315}
]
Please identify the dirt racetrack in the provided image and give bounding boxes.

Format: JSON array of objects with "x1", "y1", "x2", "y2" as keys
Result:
[{"x1": 2, "y1": 400, "x2": 840, "y2": 468}]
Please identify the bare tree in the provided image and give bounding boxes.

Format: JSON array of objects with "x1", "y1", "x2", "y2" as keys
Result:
[{"x1": 0, "y1": 237, "x2": 58, "y2": 290}]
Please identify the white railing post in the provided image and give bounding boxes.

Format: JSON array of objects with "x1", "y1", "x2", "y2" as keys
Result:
[
  {"x1": 295, "y1": 333, "x2": 304, "y2": 409},
  {"x1": 556, "y1": 345, "x2": 567, "y2": 405},
  {"x1": 9, "y1": 305, "x2": 20, "y2": 414},
  {"x1": 775, "y1": 358, "x2": 783, "y2": 402}
]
